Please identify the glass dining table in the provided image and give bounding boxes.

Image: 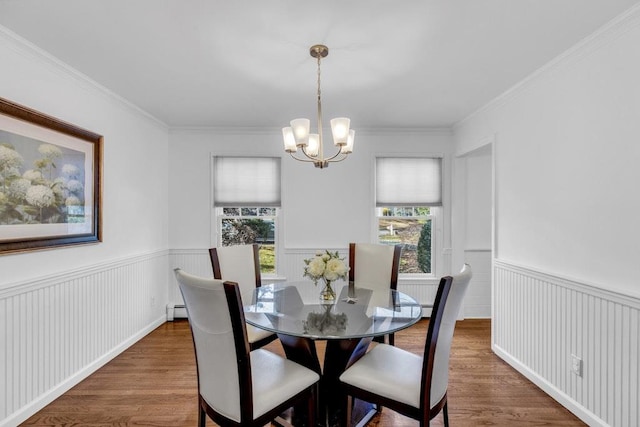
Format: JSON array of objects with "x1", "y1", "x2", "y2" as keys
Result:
[{"x1": 243, "y1": 281, "x2": 423, "y2": 427}]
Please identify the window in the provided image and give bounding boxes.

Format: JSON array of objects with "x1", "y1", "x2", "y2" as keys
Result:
[
  {"x1": 377, "y1": 207, "x2": 433, "y2": 274},
  {"x1": 218, "y1": 207, "x2": 277, "y2": 273},
  {"x1": 375, "y1": 157, "x2": 442, "y2": 275},
  {"x1": 213, "y1": 157, "x2": 280, "y2": 274}
]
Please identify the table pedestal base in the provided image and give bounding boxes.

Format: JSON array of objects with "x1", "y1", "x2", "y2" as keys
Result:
[{"x1": 278, "y1": 334, "x2": 374, "y2": 427}]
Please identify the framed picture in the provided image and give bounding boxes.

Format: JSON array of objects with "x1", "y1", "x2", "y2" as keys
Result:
[{"x1": 0, "y1": 97, "x2": 102, "y2": 254}]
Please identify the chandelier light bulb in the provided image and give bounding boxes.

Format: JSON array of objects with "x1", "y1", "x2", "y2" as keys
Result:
[
  {"x1": 282, "y1": 127, "x2": 297, "y2": 153},
  {"x1": 290, "y1": 118, "x2": 310, "y2": 147},
  {"x1": 307, "y1": 134, "x2": 320, "y2": 157},
  {"x1": 330, "y1": 118, "x2": 350, "y2": 146},
  {"x1": 341, "y1": 130, "x2": 355, "y2": 154}
]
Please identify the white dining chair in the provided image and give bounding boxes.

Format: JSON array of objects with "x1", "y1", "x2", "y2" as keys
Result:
[
  {"x1": 209, "y1": 244, "x2": 277, "y2": 350},
  {"x1": 339, "y1": 264, "x2": 472, "y2": 427},
  {"x1": 174, "y1": 268, "x2": 319, "y2": 427},
  {"x1": 348, "y1": 242, "x2": 402, "y2": 345}
]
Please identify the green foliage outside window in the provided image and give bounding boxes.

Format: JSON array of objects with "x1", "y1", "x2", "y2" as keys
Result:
[
  {"x1": 378, "y1": 207, "x2": 432, "y2": 274},
  {"x1": 417, "y1": 220, "x2": 431, "y2": 273},
  {"x1": 221, "y1": 215, "x2": 276, "y2": 273}
]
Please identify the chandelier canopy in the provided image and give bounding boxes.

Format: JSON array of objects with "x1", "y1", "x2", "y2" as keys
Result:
[{"x1": 282, "y1": 45, "x2": 355, "y2": 169}]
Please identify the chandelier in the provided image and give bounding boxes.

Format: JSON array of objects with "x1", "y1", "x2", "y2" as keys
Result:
[{"x1": 282, "y1": 44, "x2": 355, "y2": 169}]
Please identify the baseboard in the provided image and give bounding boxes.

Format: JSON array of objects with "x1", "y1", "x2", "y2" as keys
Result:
[{"x1": 492, "y1": 343, "x2": 606, "y2": 427}]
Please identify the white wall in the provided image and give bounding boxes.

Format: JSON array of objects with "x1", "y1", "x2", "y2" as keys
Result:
[
  {"x1": 169, "y1": 128, "x2": 454, "y2": 250},
  {"x1": 0, "y1": 27, "x2": 170, "y2": 426},
  {"x1": 454, "y1": 5, "x2": 640, "y2": 426},
  {"x1": 168, "y1": 128, "x2": 455, "y2": 306},
  {"x1": 455, "y1": 10, "x2": 640, "y2": 294},
  {"x1": 464, "y1": 148, "x2": 492, "y2": 250}
]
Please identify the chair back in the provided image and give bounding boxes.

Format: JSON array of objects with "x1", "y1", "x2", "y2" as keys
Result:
[
  {"x1": 174, "y1": 268, "x2": 250, "y2": 423},
  {"x1": 209, "y1": 244, "x2": 261, "y2": 303},
  {"x1": 422, "y1": 264, "x2": 472, "y2": 410},
  {"x1": 348, "y1": 243, "x2": 402, "y2": 291}
]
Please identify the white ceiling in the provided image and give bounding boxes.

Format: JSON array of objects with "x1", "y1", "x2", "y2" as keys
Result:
[{"x1": 0, "y1": 0, "x2": 637, "y2": 129}]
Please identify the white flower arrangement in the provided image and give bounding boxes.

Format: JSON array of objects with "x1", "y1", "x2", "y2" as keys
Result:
[{"x1": 303, "y1": 250, "x2": 349, "y2": 284}]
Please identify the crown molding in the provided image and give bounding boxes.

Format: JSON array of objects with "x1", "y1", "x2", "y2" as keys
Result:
[
  {"x1": 0, "y1": 24, "x2": 168, "y2": 131},
  {"x1": 169, "y1": 125, "x2": 452, "y2": 136},
  {"x1": 453, "y1": 2, "x2": 640, "y2": 130}
]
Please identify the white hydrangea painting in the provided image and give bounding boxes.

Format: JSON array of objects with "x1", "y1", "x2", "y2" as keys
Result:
[
  {"x1": 0, "y1": 97, "x2": 102, "y2": 254},
  {"x1": 0, "y1": 132, "x2": 86, "y2": 225}
]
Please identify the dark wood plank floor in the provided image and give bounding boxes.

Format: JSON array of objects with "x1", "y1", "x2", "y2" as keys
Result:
[{"x1": 21, "y1": 319, "x2": 585, "y2": 426}]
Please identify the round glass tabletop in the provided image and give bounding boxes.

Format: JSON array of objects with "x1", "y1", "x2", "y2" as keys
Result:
[{"x1": 243, "y1": 281, "x2": 422, "y2": 339}]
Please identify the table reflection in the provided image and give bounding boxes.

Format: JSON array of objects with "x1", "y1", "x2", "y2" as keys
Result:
[{"x1": 303, "y1": 305, "x2": 348, "y2": 335}]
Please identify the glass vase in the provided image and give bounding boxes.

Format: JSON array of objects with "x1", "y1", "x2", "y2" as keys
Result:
[{"x1": 319, "y1": 278, "x2": 336, "y2": 302}]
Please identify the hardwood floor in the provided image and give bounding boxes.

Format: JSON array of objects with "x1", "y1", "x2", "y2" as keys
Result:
[{"x1": 21, "y1": 319, "x2": 585, "y2": 426}]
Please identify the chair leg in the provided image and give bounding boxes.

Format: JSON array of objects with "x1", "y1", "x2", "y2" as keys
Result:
[
  {"x1": 344, "y1": 395, "x2": 353, "y2": 427},
  {"x1": 198, "y1": 404, "x2": 206, "y2": 427},
  {"x1": 307, "y1": 386, "x2": 317, "y2": 427},
  {"x1": 443, "y1": 401, "x2": 449, "y2": 427},
  {"x1": 388, "y1": 332, "x2": 395, "y2": 346}
]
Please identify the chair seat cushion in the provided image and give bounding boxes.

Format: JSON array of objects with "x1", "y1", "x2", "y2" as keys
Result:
[
  {"x1": 251, "y1": 349, "x2": 319, "y2": 418},
  {"x1": 340, "y1": 343, "x2": 435, "y2": 409},
  {"x1": 246, "y1": 323, "x2": 275, "y2": 344}
]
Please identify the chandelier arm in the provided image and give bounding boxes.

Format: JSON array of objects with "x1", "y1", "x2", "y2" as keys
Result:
[
  {"x1": 300, "y1": 145, "x2": 319, "y2": 160},
  {"x1": 288, "y1": 152, "x2": 320, "y2": 163},
  {"x1": 328, "y1": 155, "x2": 349, "y2": 163},
  {"x1": 322, "y1": 146, "x2": 349, "y2": 162}
]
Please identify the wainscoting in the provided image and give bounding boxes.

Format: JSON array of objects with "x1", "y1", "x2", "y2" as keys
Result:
[
  {"x1": 0, "y1": 251, "x2": 168, "y2": 427},
  {"x1": 494, "y1": 259, "x2": 640, "y2": 427}
]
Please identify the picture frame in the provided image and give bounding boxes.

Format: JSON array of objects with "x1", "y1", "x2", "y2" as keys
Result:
[{"x1": 0, "y1": 97, "x2": 102, "y2": 254}]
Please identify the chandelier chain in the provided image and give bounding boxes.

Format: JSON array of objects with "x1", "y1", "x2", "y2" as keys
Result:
[{"x1": 316, "y1": 51, "x2": 324, "y2": 160}]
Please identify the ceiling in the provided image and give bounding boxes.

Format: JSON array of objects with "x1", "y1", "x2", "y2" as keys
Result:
[{"x1": 0, "y1": 0, "x2": 637, "y2": 130}]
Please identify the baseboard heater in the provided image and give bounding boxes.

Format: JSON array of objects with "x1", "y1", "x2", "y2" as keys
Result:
[{"x1": 167, "y1": 304, "x2": 188, "y2": 321}]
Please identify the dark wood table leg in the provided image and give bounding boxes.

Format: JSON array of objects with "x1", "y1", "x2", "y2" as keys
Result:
[
  {"x1": 277, "y1": 334, "x2": 374, "y2": 427},
  {"x1": 278, "y1": 334, "x2": 322, "y2": 375},
  {"x1": 323, "y1": 337, "x2": 372, "y2": 426}
]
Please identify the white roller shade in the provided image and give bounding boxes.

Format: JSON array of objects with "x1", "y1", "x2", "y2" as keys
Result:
[
  {"x1": 376, "y1": 157, "x2": 442, "y2": 207},
  {"x1": 213, "y1": 156, "x2": 281, "y2": 207}
]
